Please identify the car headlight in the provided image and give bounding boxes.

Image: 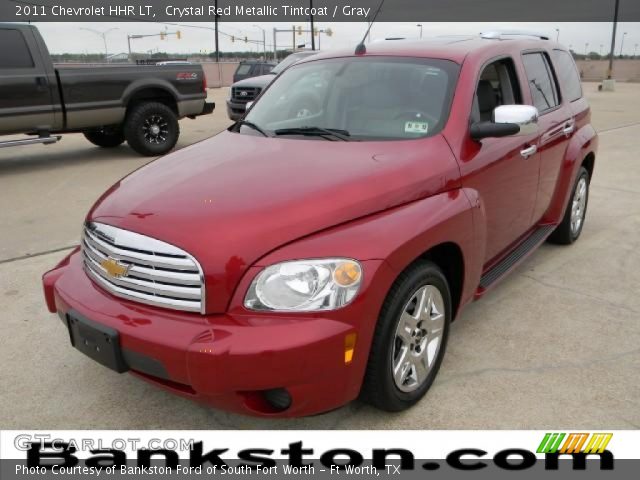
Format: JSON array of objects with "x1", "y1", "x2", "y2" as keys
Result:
[{"x1": 244, "y1": 259, "x2": 362, "y2": 312}]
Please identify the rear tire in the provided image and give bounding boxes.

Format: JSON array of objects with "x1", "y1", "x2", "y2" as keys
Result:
[
  {"x1": 83, "y1": 128, "x2": 125, "y2": 148},
  {"x1": 360, "y1": 261, "x2": 451, "y2": 412},
  {"x1": 124, "y1": 102, "x2": 179, "y2": 157},
  {"x1": 548, "y1": 166, "x2": 590, "y2": 245}
]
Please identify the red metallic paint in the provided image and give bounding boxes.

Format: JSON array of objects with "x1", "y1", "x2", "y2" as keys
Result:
[{"x1": 43, "y1": 37, "x2": 597, "y2": 416}]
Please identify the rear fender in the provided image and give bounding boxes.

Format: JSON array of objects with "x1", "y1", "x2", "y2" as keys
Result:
[
  {"x1": 542, "y1": 124, "x2": 598, "y2": 224},
  {"x1": 122, "y1": 79, "x2": 180, "y2": 111}
]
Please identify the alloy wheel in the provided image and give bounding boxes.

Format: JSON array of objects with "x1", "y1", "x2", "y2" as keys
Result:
[
  {"x1": 570, "y1": 176, "x2": 588, "y2": 235},
  {"x1": 392, "y1": 285, "x2": 445, "y2": 392},
  {"x1": 142, "y1": 115, "x2": 169, "y2": 145}
]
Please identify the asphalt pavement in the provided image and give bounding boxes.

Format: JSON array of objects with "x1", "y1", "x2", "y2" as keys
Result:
[{"x1": 1, "y1": 84, "x2": 639, "y2": 429}]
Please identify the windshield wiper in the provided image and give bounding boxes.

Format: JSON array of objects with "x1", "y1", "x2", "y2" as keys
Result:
[
  {"x1": 274, "y1": 127, "x2": 351, "y2": 141},
  {"x1": 235, "y1": 119, "x2": 272, "y2": 137}
]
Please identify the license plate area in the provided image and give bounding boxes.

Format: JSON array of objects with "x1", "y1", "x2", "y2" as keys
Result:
[{"x1": 66, "y1": 311, "x2": 128, "y2": 373}]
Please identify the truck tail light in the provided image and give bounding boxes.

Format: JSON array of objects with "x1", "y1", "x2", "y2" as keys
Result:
[{"x1": 202, "y1": 71, "x2": 207, "y2": 92}]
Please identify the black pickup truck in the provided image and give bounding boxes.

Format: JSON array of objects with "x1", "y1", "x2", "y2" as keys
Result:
[{"x1": 0, "y1": 23, "x2": 214, "y2": 156}]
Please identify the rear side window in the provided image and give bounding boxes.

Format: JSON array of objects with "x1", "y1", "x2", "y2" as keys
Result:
[
  {"x1": 522, "y1": 52, "x2": 559, "y2": 113},
  {"x1": 552, "y1": 50, "x2": 582, "y2": 102},
  {"x1": 0, "y1": 29, "x2": 34, "y2": 68},
  {"x1": 236, "y1": 64, "x2": 252, "y2": 75}
]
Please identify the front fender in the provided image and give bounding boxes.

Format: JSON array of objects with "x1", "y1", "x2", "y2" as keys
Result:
[
  {"x1": 543, "y1": 124, "x2": 598, "y2": 224},
  {"x1": 233, "y1": 188, "x2": 481, "y2": 319}
]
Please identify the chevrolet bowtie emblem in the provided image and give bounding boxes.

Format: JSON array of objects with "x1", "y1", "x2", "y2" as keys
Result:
[{"x1": 100, "y1": 258, "x2": 130, "y2": 278}]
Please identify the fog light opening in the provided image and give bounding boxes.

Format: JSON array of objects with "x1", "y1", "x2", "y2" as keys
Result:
[{"x1": 242, "y1": 388, "x2": 292, "y2": 414}]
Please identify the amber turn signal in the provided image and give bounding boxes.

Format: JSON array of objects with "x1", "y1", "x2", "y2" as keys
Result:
[
  {"x1": 344, "y1": 333, "x2": 357, "y2": 364},
  {"x1": 333, "y1": 261, "x2": 362, "y2": 287}
]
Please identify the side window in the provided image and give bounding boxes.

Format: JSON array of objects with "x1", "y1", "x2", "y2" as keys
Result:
[
  {"x1": 522, "y1": 52, "x2": 559, "y2": 113},
  {"x1": 262, "y1": 64, "x2": 274, "y2": 74},
  {"x1": 551, "y1": 49, "x2": 582, "y2": 102},
  {"x1": 0, "y1": 29, "x2": 35, "y2": 69},
  {"x1": 235, "y1": 64, "x2": 251, "y2": 76},
  {"x1": 473, "y1": 58, "x2": 522, "y2": 123}
]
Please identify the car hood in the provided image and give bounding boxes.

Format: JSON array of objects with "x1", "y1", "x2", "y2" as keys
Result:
[
  {"x1": 89, "y1": 131, "x2": 460, "y2": 313},
  {"x1": 231, "y1": 74, "x2": 275, "y2": 89}
]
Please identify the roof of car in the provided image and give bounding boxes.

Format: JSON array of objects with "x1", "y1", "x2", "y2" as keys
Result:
[
  {"x1": 298, "y1": 36, "x2": 563, "y2": 64},
  {"x1": 240, "y1": 59, "x2": 276, "y2": 65}
]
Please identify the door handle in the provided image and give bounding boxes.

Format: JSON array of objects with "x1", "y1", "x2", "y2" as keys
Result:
[
  {"x1": 562, "y1": 123, "x2": 575, "y2": 135},
  {"x1": 520, "y1": 144, "x2": 537, "y2": 159},
  {"x1": 35, "y1": 76, "x2": 49, "y2": 91}
]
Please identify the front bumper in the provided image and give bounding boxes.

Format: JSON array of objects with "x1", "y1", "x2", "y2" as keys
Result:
[
  {"x1": 43, "y1": 249, "x2": 389, "y2": 417},
  {"x1": 225, "y1": 100, "x2": 246, "y2": 121}
]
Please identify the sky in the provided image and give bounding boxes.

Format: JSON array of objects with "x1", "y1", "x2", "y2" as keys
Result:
[{"x1": 33, "y1": 21, "x2": 640, "y2": 57}]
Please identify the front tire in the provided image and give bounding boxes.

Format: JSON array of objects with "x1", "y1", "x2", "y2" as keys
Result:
[
  {"x1": 360, "y1": 261, "x2": 451, "y2": 412},
  {"x1": 124, "y1": 102, "x2": 179, "y2": 157},
  {"x1": 83, "y1": 128, "x2": 125, "y2": 148},
  {"x1": 548, "y1": 166, "x2": 590, "y2": 245}
]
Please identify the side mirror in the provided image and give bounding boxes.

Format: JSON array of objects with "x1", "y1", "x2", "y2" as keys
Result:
[{"x1": 470, "y1": 105, "x2": 539, "y2": 140}]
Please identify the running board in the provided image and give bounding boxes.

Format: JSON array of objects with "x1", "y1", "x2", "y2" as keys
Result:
[
  {"x1": 0, "y1": 135, "x2": 61, "y2": 149},
  {"x1": 479, "y1": 225, "x2": 555, "y2": 290}
]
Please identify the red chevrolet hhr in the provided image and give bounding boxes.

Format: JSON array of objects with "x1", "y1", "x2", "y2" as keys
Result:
[{"x1": 43, "y1": 33, "x2": 597, "y2": 417}]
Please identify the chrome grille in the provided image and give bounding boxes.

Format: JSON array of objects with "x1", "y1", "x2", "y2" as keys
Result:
[
  {"x1": 81, "y1": 222, "x2": 204, "y2": 313},
  {"x1": 231, "y1": 87, "x2": 261, "y2": 103}
]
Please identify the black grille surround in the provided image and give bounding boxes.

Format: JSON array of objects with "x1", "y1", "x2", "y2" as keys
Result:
[{"x1": 231, "y1": 87, "x2": 262, "y2": 103}]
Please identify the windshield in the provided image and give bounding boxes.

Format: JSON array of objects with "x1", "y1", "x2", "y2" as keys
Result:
[{"x1": 243, "y1": 57, "x2": 459, "y2": 141}]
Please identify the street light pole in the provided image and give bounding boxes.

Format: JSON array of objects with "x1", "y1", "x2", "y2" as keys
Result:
[
  {"x1": 619, "y1": 31, "x2": 627, "y2": 57},
  {"x1": 555, "y1": 28, "x2": 559, "y2": 42},
  {"x1": 80, "y1": 27, "x2": 119, "y2": 61},
  {"x1": 585, "y1": 42, "x2": 589, "y2": 57},
  {"x1": 417, "y1": 24, "x2": 423, "y2": 39},
  {"x1": 214, "y1": 0, "x2": 220, "y2": 62},
  {"x1": 253, "y1": 25, "x2": 266, "y2": 60},
  {"x1": 310, "y1": 0, "x2": 315, "y2": 50},
  {"x1": 607, "y1": 0, "x2": 620, "y2": 78}
]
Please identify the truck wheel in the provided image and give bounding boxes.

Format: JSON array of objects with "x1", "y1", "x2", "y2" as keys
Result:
[
  {"x1": 360, "y1": 261, "x2": 451, "y2": 412},
  {"x1": 548, "y1": 166, "x2": 590, "y2": 245},
  {"x1": 124, "y1": 102, "x2": 179, "y2": 156},
  {"x1": 83, "y1": 128, "x2": 125, "y2": 148}
]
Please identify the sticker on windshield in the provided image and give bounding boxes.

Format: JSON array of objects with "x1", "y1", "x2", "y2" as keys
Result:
[{"x1": 405, "y1": 121, "x2": 429, "y2": 134}]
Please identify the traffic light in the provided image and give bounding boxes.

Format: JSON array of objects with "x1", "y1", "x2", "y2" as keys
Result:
[
  {"x1": 176, "y1": 30, "x2": 181, "y2": 40},
  {"x1": 231, "y1": 35, "x2": 235, "y2": 43},
  {"x1": 160, "y1": 31, "x2": 166, "y2": 40},
  {"x1": 297, "y1": 25, "x2": 303, "y2": 36},
  {"x1": 244, "y1": 36, "x2": 248, "y2": 43}
]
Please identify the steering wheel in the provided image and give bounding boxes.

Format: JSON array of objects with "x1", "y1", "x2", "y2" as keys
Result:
[{"x1": 287, "y1": 93, "x2": 321, "y2": 119}]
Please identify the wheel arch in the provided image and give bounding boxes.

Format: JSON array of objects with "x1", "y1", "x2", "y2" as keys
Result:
[
  {"x1": 124, "y1": 84, "x2": 179, "y2": 116},
  {"x1": 542, "y1": 124, "x2": 598, "y2": 225},
  {"x1": 413, "y1": 242, "x2": 465, "y2": 320},
  {"x1": 581, "y1": 151, "x2": 596, "y2": 182}
]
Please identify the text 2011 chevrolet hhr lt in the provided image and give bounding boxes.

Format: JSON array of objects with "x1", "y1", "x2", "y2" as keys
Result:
[{"x1": 44, "y1": 34, "x2": 597, "y2": 416}]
